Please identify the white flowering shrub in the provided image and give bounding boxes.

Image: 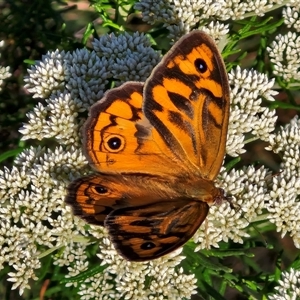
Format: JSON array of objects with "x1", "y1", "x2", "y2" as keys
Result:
[
  {"x1": 0, "y1": 41, "x2": 11, "y2": 91},
  {"x1": 1, "y1": 0, "x2": 300, "y2": 299}
]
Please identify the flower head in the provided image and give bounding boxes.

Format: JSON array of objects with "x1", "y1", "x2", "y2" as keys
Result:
[
  {"x1": 266, "y1": 116, "x2": 300, "y2": 248},
  {"x1": 269, "y1": 268, "x2": 300, "y2": 299},
  {"x1": 92, "y1": 32, "x2": 161, "y2": 85},
  {"x1": 267, "y1": 32, "x2": 300, "y2": 83},
  {"x1": 227, "y1": 66, "x2": 278, "y2": 156},
  {"x1": 0, "y1": 40, "x2": 12, "y2": 91},
  {"x1": 283, "y1": 4, "x2": 300, "y2": 32}
]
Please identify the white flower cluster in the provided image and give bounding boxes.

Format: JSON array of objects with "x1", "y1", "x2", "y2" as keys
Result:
[
  {"x1": 266, "y1": 116, "x2": 300, "y2": 248},
  {"x1": 0, "y1": 40, "x2": 12, "y2": 91},
  {"x1": 269, "y1": 268, "x2": 300, "y2": 299},
  {"x1": 267, "y1": 32, "x2": 300, "y2": 83},
  {"x1": 227, "y1": 66, "x2": 278, "y2": 156},
  {"x1": 135, "y1": 0, "x2": 289, "y2": 39},
  {"x1": 193, "y1": 166, "x2": 272, "y2": 251},
  {"x1": 201, "y1": 22, "x2": 230, "y2": 45},
  {"x1": 283, "y1": 3, "x2": 300, "y2": 31},
  {"x1": 136, "y1": 0, "x2": 227, "y2": 38},
  {"x1": 19, "y1": 92, "x2": 84, "y2": 145},
  {"x1": 0, "y1": 146, "x2": 88, "y2": 294},
  {"x1": 22, "y1": 32, "x2": 160, "y2": 144}
]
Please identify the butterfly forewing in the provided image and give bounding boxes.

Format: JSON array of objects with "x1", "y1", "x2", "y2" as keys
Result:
[
  {"x1": 84, "y1": 82, "x2": 184, "y2": 176},
  {"x1": 144, "y1": 31, "x2": 230, "y2": 180},
  {"x1": 84, "y1": 82, "x2": 144, "y2": 171}
]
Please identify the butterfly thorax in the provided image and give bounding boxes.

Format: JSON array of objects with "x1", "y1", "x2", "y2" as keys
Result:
[{"x1": 168, "y1": 175, "x2": 224, "y2": 206}]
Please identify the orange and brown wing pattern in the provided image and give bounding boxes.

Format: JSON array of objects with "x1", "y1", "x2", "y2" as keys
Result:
[
  {"x1": 84, "y1": 82, "x2": 144, "y2": 173},
  {"x1": 106, "y1": 199, "x2": 209, "y2": 261},
  {"x1": 144, "y1": 31, "x2": 230, "y2": 180},
  {"x1": 66, "y1": 173, "x2": 189, "y2": 227},
  {"x1": 66, "y1": 174, "x2": 126, "y2": 225},
  {"x1": 84, "y1": 82, "x2": 183, "y2": 175}
]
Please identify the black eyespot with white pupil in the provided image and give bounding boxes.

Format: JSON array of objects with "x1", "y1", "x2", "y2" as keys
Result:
[
  {"x1": 95, "y1": 185, "x2": 108, "y2": 194},
  {"x1": 141, "y1": 241, "x2": 156, "y2": 250},
  {"x1": 107, "y1": 137, "x2": 122, "y2": 150},
  {"x1": 103, "y1": 134, "x2": 125, "y2": 153},
  {"x1": 195, "y1": 58, "x2": 207, "y2": 73}
]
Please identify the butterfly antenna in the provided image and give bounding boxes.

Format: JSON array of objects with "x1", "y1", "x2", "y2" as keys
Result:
[
  {"x1": 204, "y1": 219, "x2": 210, "y2": 249},
  {"x1": 226, "y1": 194, "x2": 268, "y2": 247}
]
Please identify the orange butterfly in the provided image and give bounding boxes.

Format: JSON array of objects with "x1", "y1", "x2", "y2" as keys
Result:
[{"x1": 66, "y1": 30, "x2": 230, "y2": 261}]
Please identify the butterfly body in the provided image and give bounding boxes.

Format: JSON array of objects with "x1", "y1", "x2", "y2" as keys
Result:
[{"x1": 66, "y1": 30, "x2": 230, "y2": 261}]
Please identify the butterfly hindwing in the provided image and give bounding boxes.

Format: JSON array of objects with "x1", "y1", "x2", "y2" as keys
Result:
[
  {"x1": 66, "y1": 173, "x2": 194, "y2": 227},
  {"x1": 105, "y1": 199, "x2": 209, "y2": 261},
  {"x1": 66, "y1": 174, "x2": 126, "y2": 225}
]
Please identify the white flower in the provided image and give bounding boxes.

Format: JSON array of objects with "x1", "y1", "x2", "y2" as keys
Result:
[
  {"x1": 266, "y1": 116, "x2": 300, "y2": 248},
  {"x1": 136, "y1": 0, "x2": 228, "y2": 39},
  {"x1": 283, "y1": 4, "x2": 300, "y2": 32},
  {"x1": 227, "y1": 66, "x2": 278, "y2": 156},
  {"x1": 0, "y1": 146, "x2": 88, "y2": 294},
  {"x1": 267, "y1": 32, "x2": 300, "y2": 83},
  {"x1": 194, "y1": 166, "x2": 271, "y2": 250},
  {"x1": 269, "y1": 268, "x2": 300, "y2": 299},
  {"x1": 25, "y1": 50, "x2": 67, "y2": 98},
  {"x1": 19, "y1": 91, "x2": 84, "y2": 144},
  {"x1": 0, "y1": 40, "x2": 12, "y2": 90},
  {"x1": 201, "y1": 21, "x2": 230, "y2": 44},
  {"x1": 135, "y1": 0, "x2": 288, "y2": 40}
]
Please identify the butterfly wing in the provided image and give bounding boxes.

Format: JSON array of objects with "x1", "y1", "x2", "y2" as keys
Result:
[
  {"x1": 66, "y1": 174, "x2": 125, "y2": 225},
  {"x1": 66, "y1": 173, "x2": 209, "y2": 261},
  {"x1": 84, "y1": 82, "x2": 143, "y2": 173},
  {"x1": 84, "y1": 31, "x2": 229, "y2": 178},
  {"x1": 84, "y1": 82, "x2": 183, "y2": 175},
  {"x1": 105, "y1": 199, "x2": 209, "y2": 261},
  {"x1": 66, "y1": 173, "x2": 190, "y2": 226},
  {"x1": 144, "y1": 31, "x2": 230, "y2": 180}
]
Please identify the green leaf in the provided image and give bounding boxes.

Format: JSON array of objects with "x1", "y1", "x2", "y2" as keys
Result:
[
  {"x1": 201, "y1": 248, "x2": 254, "y2": 258},
  {"x1": 60, "y1": 264, "x2": 108, "y2": 283},
  {"x1": 269, "y1": 100, "x2": 300, "y2": 111},
  {"x1": 0, "y1": 148, "x2": 25, "y2": 163},
  {"x1": 82, "y1": 23, "x2": 95, "y2": 45}
]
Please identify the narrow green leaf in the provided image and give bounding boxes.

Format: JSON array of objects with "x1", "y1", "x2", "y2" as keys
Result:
[
  {"x1": 0, "y1": 148, "x2": 24, "y2": 163},
  {"x1": 60, "y1": 264, "x2": 108, "y2": 283}
]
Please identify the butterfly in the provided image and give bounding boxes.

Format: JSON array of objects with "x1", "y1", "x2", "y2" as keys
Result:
[{"x1": 66, "y1": 30, "x2": 230, "y2": 261}]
